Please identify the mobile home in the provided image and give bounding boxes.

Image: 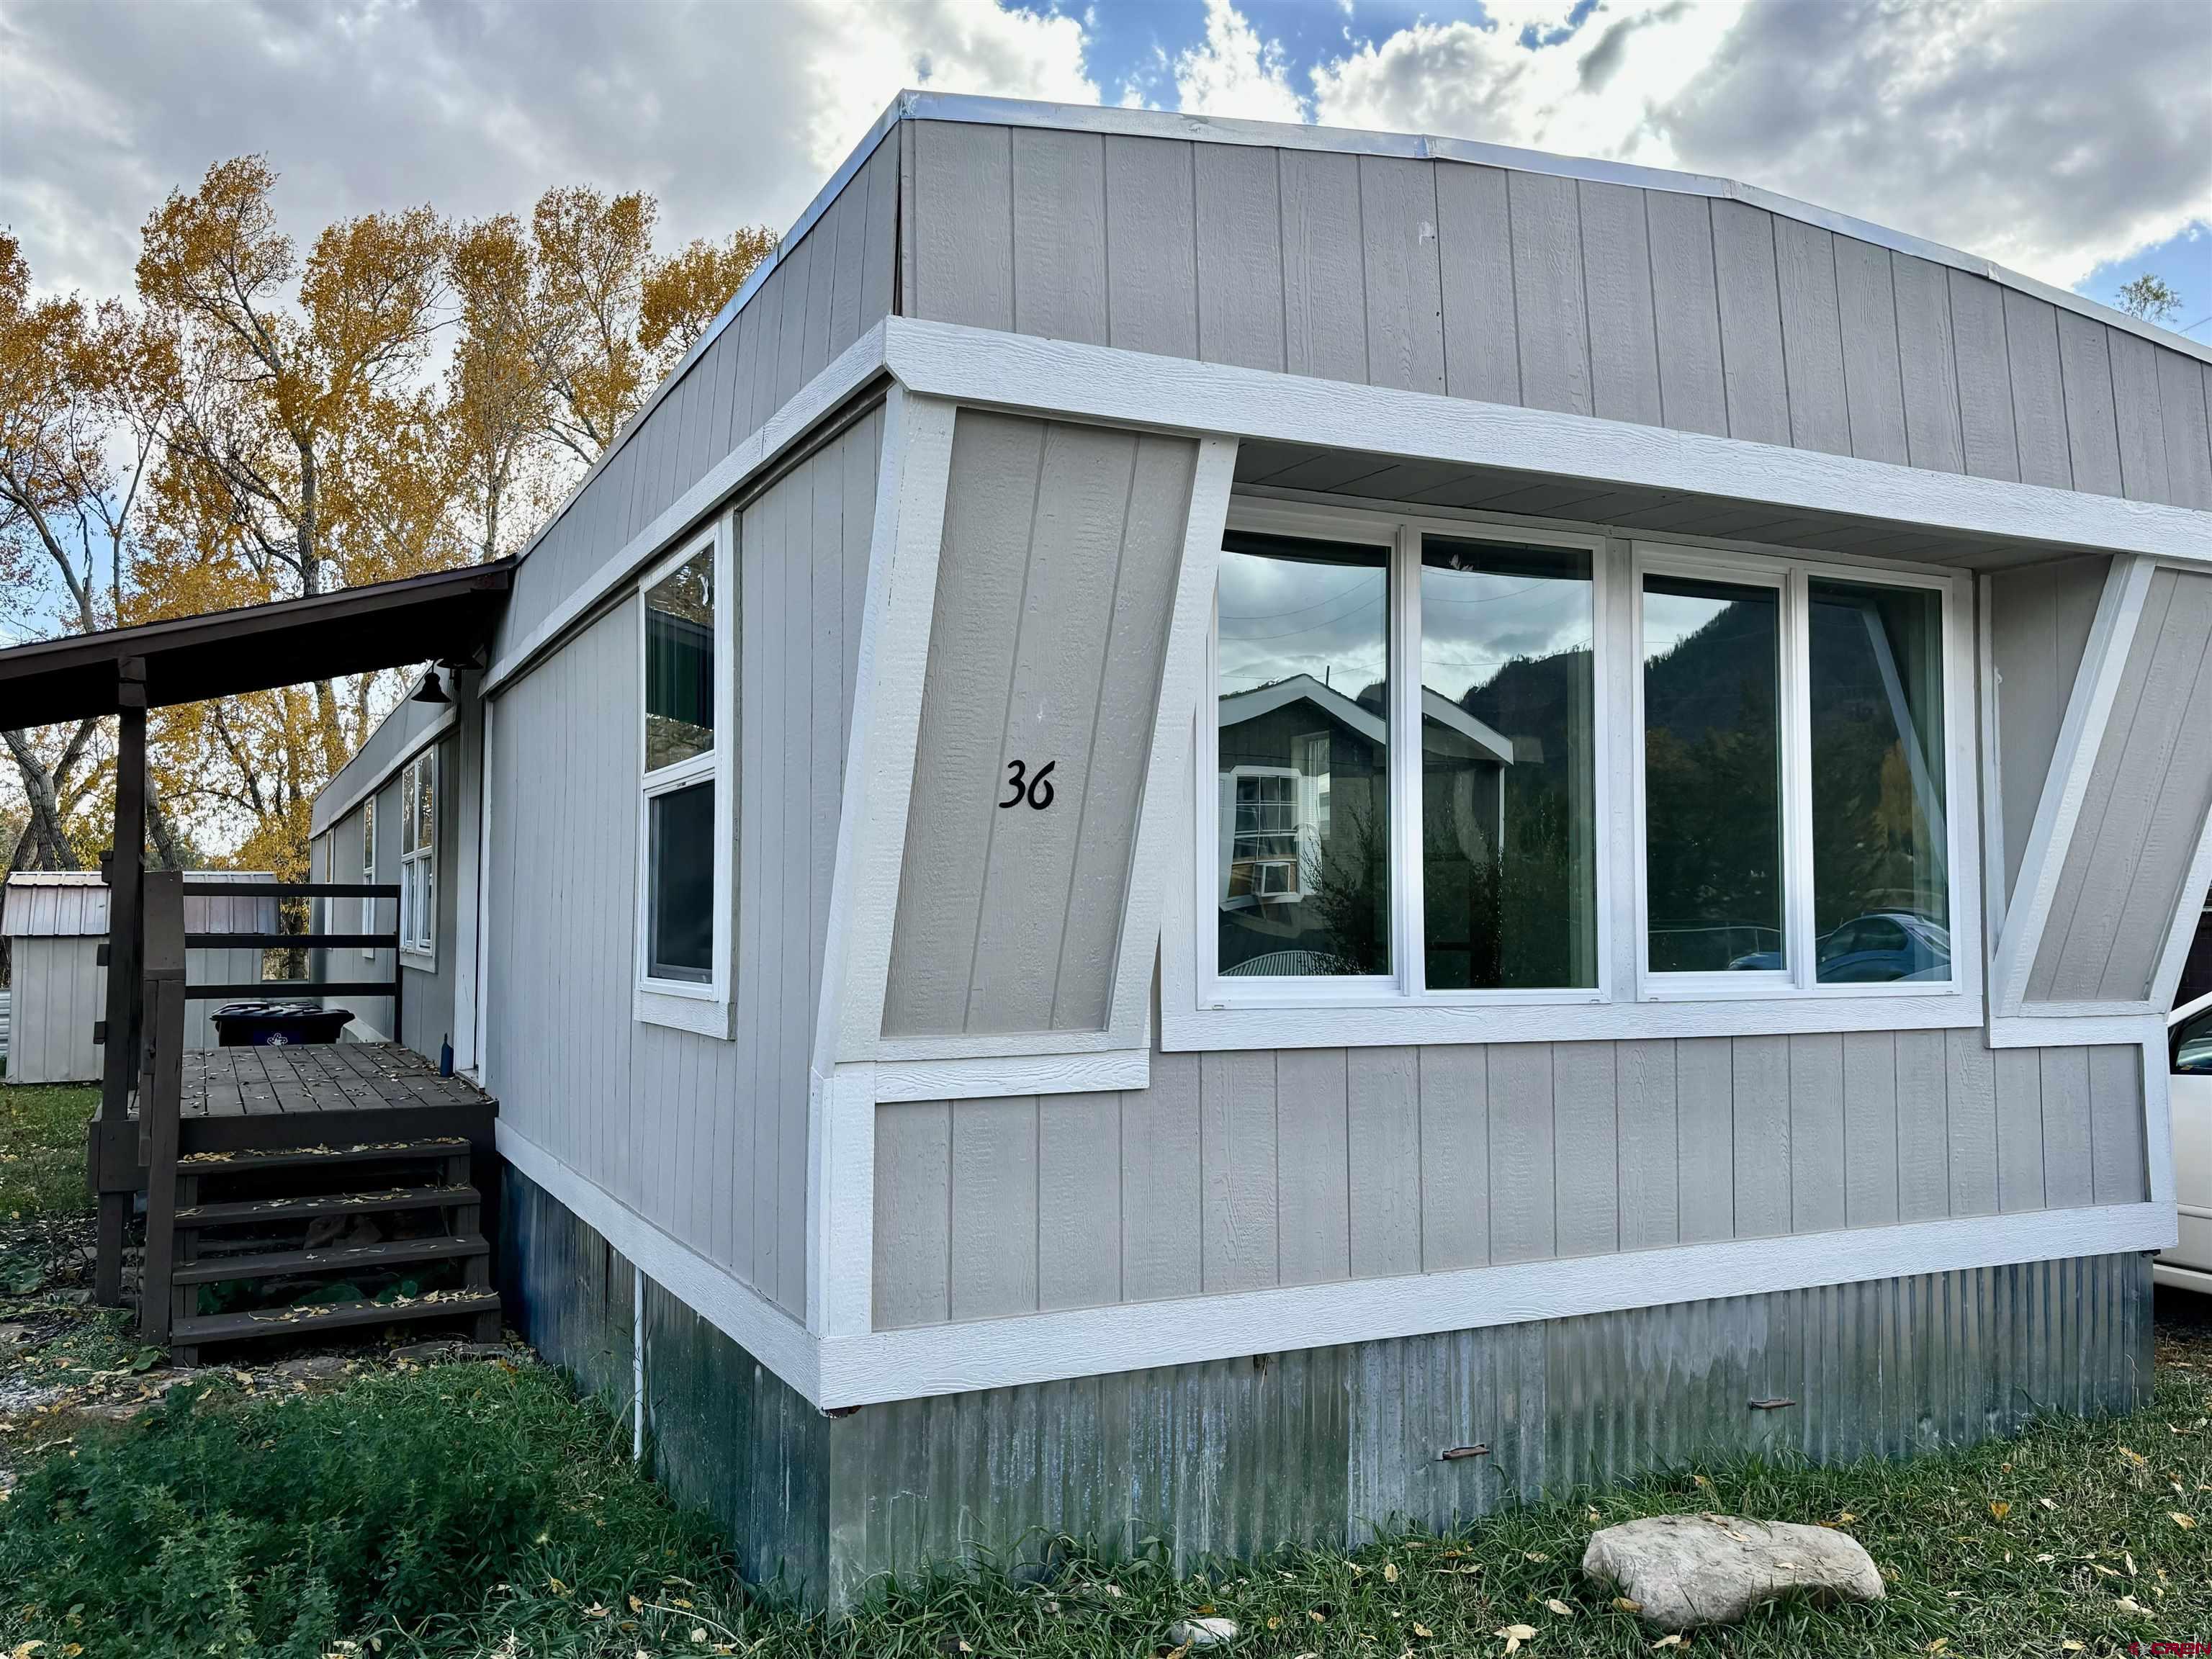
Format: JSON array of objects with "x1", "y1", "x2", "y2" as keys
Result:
[{"x1": 306, "y1": 93, "x2": 2212, "y2": 1606}]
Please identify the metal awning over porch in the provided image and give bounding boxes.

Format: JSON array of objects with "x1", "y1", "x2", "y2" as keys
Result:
[{"x1": 0, "y1": 557, "x2": 513, "y2": 729}]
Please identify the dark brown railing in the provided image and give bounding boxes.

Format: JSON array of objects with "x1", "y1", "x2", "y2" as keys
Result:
[
  {"x1": 122, "y1": 874, "x2": 405, "y2": 1344},
  {"x1": 137, "y1": 871, "x2": 186, "y2": 1345},
  {"x1": 179, "y1": 879, "x2": 404, "y2": 1044}
]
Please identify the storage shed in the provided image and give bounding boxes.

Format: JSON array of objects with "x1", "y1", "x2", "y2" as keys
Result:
[
  {"x1": 2, "y1": 870, "x2": 284, "y2": 1082},
  {"x1": 300, "y1": 92, "x2": 2211, "y2": 1609}
]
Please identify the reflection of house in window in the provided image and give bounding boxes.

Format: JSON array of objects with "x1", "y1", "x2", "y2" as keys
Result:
[{"x1": 1216, "y1": 674, "x2": 1512, "y2": 973}]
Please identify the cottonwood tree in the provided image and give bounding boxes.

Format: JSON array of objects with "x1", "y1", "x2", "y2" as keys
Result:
[
  {"x1": 0, "y1": 233, "x2": 187, "y2": 870},
  {"x1": 137, "y1": 156, "x2": 454, "y2": 778},
  {"x1": 2117, "y1": 274, "x2": 2182, "y2": 325},
  {"x1": 640, "y1": 225, "x2": 778, "y2": 372},
  {"x1": 3, "y1": 158, "x2": 773, "y2": 878}
]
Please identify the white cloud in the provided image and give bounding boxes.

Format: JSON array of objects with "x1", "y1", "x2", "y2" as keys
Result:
[
  {"x1": 0, "y1": 0, "x2": 1097, "y2": 300},
  {"x1": 2, "y1": 0, "x2": 2202, "y2": 310},
  {"x1": 1310, "y1": 4, "x2": 1743, "y2": 165},
  {"x1": 1305, "y1": 0, "x2": 2208, "y2": 288},
  {"x1": 1172, "y1": 0, "x2": 1306, "y2": 125}
]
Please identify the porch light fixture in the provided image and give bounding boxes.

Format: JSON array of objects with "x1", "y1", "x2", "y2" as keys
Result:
[{"x1": 411, "y1": 667, "x2": 451, "y2": 706}]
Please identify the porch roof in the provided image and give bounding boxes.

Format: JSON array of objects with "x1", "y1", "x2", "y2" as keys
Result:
[{"x1": 0, "y1": 558, "x2": 514, "y2": 729}]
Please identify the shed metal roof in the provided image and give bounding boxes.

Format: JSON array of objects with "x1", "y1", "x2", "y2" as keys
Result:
[{"x1": 4, "y1": 870, "x2": 280, "y2": 938}]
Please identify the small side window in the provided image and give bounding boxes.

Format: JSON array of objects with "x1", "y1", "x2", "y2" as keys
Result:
[
  {"x1": 399, "y1": 750, "x2": 436, "y2": 961},
  {"x1": 359, "y1": 794, "x2": 377, "y2": 959},
  {"x1": 635, "y1": 522, "x2": 734, "y2": 1033}
]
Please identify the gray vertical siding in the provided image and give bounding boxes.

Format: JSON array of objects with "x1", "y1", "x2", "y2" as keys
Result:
[
  {"x1": 1987, "y1": 554, "x2": 2110, "y2": 902},
  {"x1": 497, "y1": 133, "x2": 898, "y2": 655},
  {"x1": 487, "y1": 411, "x2": 883, "y2": 1315},
  {"x1": 904, "y1": 122, "x2": 2212, "y2": 511},
  {"x1": 2027, "y1": 565, "x2": 2212, "y2": 1004},
  {"x1": 873, "y1": 1032, "x2": 2146, "y2": 1329},
  {"x1": 881, "y1": 412, "x2": 1198, "y2": 1039}
]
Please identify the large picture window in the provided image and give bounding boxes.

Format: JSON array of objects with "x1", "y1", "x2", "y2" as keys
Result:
[
  {"x1": 1205, "y1": 512, "x2": 1601, "y2": 999},
  {"x1": 399, "y1": 748, "x2": 436, "y2": 961},
  {"x1": 635, "y1": 522, "x2": 734, "y2": 1032},
  {"x1": 1634, "y1": 552, "x2": 1951, "y2": 992},
  {"x1": 1191, "y1": 500, "x2": 1964, "y2": 1033}
]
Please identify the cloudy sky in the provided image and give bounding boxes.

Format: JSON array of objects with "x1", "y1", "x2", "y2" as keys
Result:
[{"x1": 4, "y1": 0, "x2": 2208, "y2": 333}]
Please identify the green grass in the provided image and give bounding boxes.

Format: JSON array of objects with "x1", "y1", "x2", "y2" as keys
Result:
[
  {"x1": 2, "y1": 1326, "x2": 2208, "y2": 1659},
  {"x1": 0, "y1": 1082, "x2": 98, "y2": 1220}
]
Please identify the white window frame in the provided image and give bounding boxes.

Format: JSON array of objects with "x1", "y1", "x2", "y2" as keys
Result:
[
  {"x1": 1164, "y1": 497, "x2": 1981, "y2": 1051},
  {"x1": 633, "y1": 518, "x2": 736, "y2": 1037},
  {"x1": 359, "y1": 793, "x2": 377, "y2": 960},
  {"x1": 1629, "y1": 541, "x2": 1967, "y2": 1006},
  {"x1": 398, "y1": 747, "x2": 436, "y2": 968},
  {"x1": 1193, "y1": 497, "x2": 1611, "y2": 1012}
]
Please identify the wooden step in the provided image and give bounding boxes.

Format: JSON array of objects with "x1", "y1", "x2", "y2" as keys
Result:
[
  {"x1": 171, "y1": 1288, "x2": 502, "y2": 1346},
  {"x1": 177, "y1": 1184, "x2": 478, "y2": 1228},
  {"x1": 177, "y1": 1138, "x2": 471, "y2": 1174},
  {"x1": 173, "y1": 1234, "x2": 487, "y2": 1286}
]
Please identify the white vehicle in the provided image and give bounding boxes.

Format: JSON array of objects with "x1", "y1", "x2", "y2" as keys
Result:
[{"x1": 2162, "y1": 991, "x2": 2212, "y2": 1295}]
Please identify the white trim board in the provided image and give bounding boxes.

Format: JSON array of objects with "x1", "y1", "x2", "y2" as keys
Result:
[
  {"x1": 497, "y1": 1123, "x2": 819, "y2": 1398},
  {"x1": 872, "y1": 1050, "x2": 1148, "y2": 1102},
  {"x1": 1987, "y1": 556, "x2": 2155, "y2": 1020},
  {"x1": 1987, "y1": 1012, "x2": 2168, "y2": 1050},
  {"x1": 817, "y1": 1200, "x2": 2177, "y2": 1408},
  {"x1": 882, "y1": 320, "x2": 2212, "y2": 566}
]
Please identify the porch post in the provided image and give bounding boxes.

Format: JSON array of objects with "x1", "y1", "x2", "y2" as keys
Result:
[{"x1": 91, "y1": 658, "x2": 147, "y2": 1308}]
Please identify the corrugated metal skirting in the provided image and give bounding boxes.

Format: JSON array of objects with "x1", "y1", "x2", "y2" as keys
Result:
[{"x1": 503, "y1": 1169, "x2": 2152, "y2": 1609}]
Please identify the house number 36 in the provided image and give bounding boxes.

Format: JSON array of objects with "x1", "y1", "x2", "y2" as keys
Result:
[{"x1": 999, "y1": 759, "x2": 1056, "y2": 810}]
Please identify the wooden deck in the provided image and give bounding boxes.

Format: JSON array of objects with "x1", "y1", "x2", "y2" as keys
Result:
[
  {"x1": 133, "y1": 1041, "x2": 498, "y2": 1159},
  {"x1": 178, "y1": 1042, "x2": 492, "y2": 1119}
]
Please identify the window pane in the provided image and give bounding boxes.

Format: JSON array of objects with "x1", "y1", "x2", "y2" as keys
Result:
[
  {"x1": 1643, "y1": 575, "x2": 1784, "y2": 973},
  {"x1": 1216, "y1": 531, "x2": 1390, "y2": 977},
  {"x1": 1809, "y1": 578, "x2": 1948, "y2": 984},
  {"x1": 645, "y1": 548, "x2": 715, "y2": 772},
  {"x1": 415, "y1": 758, "x2": 434, "y2": 853},
  {"x1": 1419, "y1": 537, "x2": 1596, "y2": 989},
  {"x1": 648, "y1": 781, "x2": 715, "y2": 983}
]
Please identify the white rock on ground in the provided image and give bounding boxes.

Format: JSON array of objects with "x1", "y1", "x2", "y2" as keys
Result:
[
  {"x1": 1582, "y1": 1514, "x2": 1884, "y2": 1629},
  {"x1": 1166, "y1": 1614, "x2": 1238, "y2": 1648}
]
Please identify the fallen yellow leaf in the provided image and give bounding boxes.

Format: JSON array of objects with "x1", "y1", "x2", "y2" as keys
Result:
[
  {"x1": 1384, "y1": 1560, "x2": 1399, "y2": 1583},
  {"x1": 2170, "y1": 1513, "x2": 2197, "y2": 1529},
  {"x1": 1546, "y1": 1599, "x2": 1574, "y2": 1617},
  {"x1": 1412, "y1": 1623, "x2": 1433, "y2": 1639},
  {"x1": 1928, "y1": 1640, "x2": 1949, "y2": 1654},
  {"x1": 1614, "y1": 1597, "x2": 1644, "y2": 1613},
  {"x1": 1988, "y1": 1501, "x2": 2010, "y2": 1520}
]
